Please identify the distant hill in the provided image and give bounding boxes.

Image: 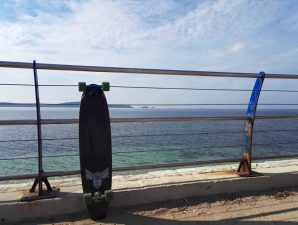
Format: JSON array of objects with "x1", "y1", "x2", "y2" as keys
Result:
[{"x1": 0, "y1": 102, "x2": 132, "y2": 108}]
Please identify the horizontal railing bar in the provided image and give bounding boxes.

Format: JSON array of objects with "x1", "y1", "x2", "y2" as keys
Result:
[
  {"x1": 113, "y1": 131, "x2": 243, "y2": 138},
  {"x1": 2, "y1": 140, "x2": 298, "y2": 160},
  {"x1": 1, "y1": 61, "x2": 298, "y2": 79},
  {"x1": 0, "y1": 119, "x2": 78, "y2": 125},
  {"x1": 18, "y1": 103, "x2": 274, "y2": 106},
  {"x1": 0, "y1": 83, "x2": 33, "y2": 86},
  {"x1": 114, "y1": 86, "x2": 252, "y2": 91},
  {"x1": 114, "y1": 130, "x2": 294, "y2": 138},
  {"x1": 22, "y1": 103, "x2": 252, "y2": 106},
  {"x1": 254, "y1": 129, "x2": 298, "y2": 133},
  {"x1": 113, "y1": 153, "x2": 298, "y2": 171},
  {"x1": 0, "y1": 173, "x2": 40, "y2": 181},
  {"x1": 2, "y1": 83, "x2": 298, "y2": 93},
  {"x1": 107, "y1": 103, "x2": 298, "y2": 106},
  {"x1": 0, "y1": 170, "x2": 80, "y2": 181},
  {"x1": 0, "y1": 137, "x2": 78, "y2": 143},
  {"x1": 1, "y1": 103, "x2": 298, "y2": 108},
  {"x1": 113, "y1": 145, "x2": 242, "y2": 155},
  {"x1": 113, "y1": 158, "x2": 243, "y2": 171},
  {"x1": 0, "y1": 156, "x2": 38, "y2": 160},
  {"x1": 3, "y1": 129, "x2": 298, "y2": 143},
  {"x1": 112, "y1": 140, "x2": 298, "y2": 155},
  {"x1": 0, "y1": 154, "x2": 79, "y2": 161},
  {"x1": 112, "y1": 86, "x2": 298, "y2": 93},
  {"x1": 254, "y1": 141, "x2": 298, "y2": 146},
  {"x1": 262, "y1": 89, "x2": 298, "y2": 93},
  {"x1": 2, "y1": 153, "x2": 298, "y2": 181},
  {"x1": 2, "y1": 115, "x2": 298, "y2": 126},
  {"x1": 0, "y1": 158, "x2": 241, "y2": 181},
  {"x1": 0, "y1": 139, "x2": 37, "y2": 143},
  {"x1": 2, "y1": 139, "x2": 298, "y2": 161},
  {"x1": 51, "y1": 103, "x2": 296, "y2": 106},
  {"x1": 253, "y1": 154, "x2": 298, "y2": 161},
  {"x1": 0, "y1": 144, "x2": 242, "y2": 161}
]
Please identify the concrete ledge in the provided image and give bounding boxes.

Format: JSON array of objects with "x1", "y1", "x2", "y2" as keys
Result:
[
  {"x1": 114, "y1": 172, "x2": 298, "y2": 207},
  {"x1": 1, "y1": 160, "x2": 298, "y2": 223}
]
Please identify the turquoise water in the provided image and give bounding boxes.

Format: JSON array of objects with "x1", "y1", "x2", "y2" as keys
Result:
[{"x1": 1, "y1": 107, "x2": 298, "y2": 176}]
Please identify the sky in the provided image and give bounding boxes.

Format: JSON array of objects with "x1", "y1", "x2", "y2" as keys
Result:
[{"x1": 0, "y1": 0, "x2": 298, "y2": 107}]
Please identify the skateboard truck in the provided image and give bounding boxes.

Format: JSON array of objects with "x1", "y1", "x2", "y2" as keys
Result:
[
  {"x1": 78, "y1": 82, "x2": 110, "y2": 92},
  {"x1": 83, "y1": 190, "x2": 113, "y2": 205}
]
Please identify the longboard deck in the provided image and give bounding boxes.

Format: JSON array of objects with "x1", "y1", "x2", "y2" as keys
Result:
[{"x1": 79, "y1": 84, "x2": 112, "y2": 220}]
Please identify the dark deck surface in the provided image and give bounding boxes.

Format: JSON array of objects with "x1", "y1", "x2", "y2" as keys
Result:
[{"x1": 79, "y1": 86, "x2": 112, "y2": 219}]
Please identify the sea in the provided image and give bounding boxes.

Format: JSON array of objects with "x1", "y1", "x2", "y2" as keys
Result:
[{"x1": 1, "y1": 107, "x2": 298, "y2": 177}]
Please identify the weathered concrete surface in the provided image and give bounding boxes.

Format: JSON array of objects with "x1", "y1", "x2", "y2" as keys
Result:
[
  {"x1": 0, "y1": 159, "x2": 298, "y2": 223},
  {"x1": 18, "y1": 187, "x2": 298, "y2": 225}
]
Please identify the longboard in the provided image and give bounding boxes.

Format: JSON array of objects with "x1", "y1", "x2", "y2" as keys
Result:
[{"x1": 79, "y1": 82, "x2": 113, "y2": 220}]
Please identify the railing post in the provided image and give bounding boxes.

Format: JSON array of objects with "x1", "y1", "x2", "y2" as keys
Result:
[
  {"x1": 237, "y1": 72, "x2": 266, "y2": 176},
  {"x1": 33, "y1": 60, "x2": 43, "y2": 195},
  {"x1": 21, "y1": 60, "x2": 59, "y2": 201}
]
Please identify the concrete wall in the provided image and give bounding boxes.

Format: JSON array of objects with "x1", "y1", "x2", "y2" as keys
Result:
[{"x1": 1, "y1": 162, "x2": 298, "y2": 223}]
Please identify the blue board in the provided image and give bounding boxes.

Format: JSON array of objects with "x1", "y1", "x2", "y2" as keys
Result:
[
  {"x1": 243, "y1": 72, "x2": 265, "y2": 162},
  {"x1": 247, "y1": 71, "x2": 266, "y2": 118}
]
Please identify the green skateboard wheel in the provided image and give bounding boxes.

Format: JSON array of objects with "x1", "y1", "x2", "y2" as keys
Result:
[
  {"x1": 78, "y1": 82, "x2": 86, "y2": 92},
  {"x1": 101, "y1": 82, "x2": 110, "y2": 91},
  {"x1": 104, "y1": 190, "x2": 113, "y2": 202},
  {"x1": 83, "y1": 193, "x2": 92, "y2": 205}
]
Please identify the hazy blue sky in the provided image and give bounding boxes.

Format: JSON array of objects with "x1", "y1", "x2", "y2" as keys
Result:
[{"x1": 0, "y1": 0, "x2": 298, "y2": 107}]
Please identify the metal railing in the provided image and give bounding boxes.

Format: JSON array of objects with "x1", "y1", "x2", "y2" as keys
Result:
[
  {"x1": 1, "y1": 60, "x2": 298, "y2": 185},
  {"x1": 1, "y1": 60, "x2": 298, "y2": 78}
]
